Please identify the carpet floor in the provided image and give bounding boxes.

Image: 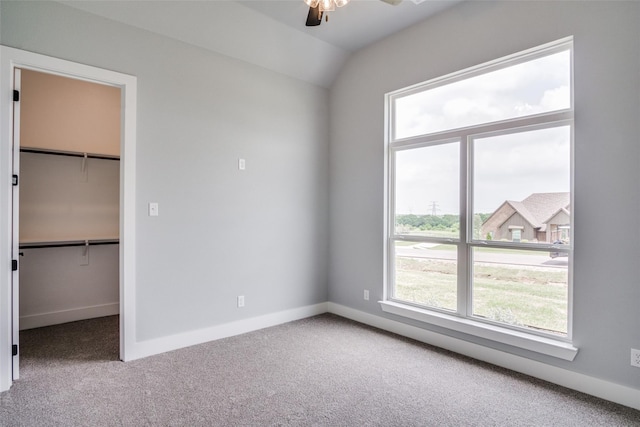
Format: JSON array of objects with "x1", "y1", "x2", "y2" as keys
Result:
[{"x1": 1, "y1": 314, "x2": 639, "y2": 426}]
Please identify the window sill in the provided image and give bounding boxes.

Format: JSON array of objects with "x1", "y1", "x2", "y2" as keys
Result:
[{"x1": 379, "y1": 301, "x2": 578, "y2": 361}]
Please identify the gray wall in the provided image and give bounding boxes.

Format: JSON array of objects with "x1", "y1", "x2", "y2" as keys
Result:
[
  {"x1": 1, "y1": 1, "x2": 329, "y2": 341},
  {"x1": 329, "y1": 1, "x2": 640, "y2": 389}
]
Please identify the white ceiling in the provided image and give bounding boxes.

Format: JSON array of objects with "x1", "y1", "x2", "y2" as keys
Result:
[
  {"x1": 238, "y1": 0, "x2": 459, "y2": 52},
  {"x1": 59, "y1": 0, "x2": 461, "y2": 87}
]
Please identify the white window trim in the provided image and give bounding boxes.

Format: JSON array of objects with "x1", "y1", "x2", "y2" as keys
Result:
[
  {"x1": 383, "y1": 37, "x2": 576, "y2": 361},
  {"x1": 379, "y1": 301, "x2": 578, "y2": 361}
]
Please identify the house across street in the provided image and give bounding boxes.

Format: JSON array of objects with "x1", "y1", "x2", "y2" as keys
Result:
[{"x1": 480, "y1": 192, "x2": 570, "y2": 244}]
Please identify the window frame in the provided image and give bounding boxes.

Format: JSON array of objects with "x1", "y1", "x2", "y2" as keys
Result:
[{"x1": 382, "y1": 37, "x2": 577, "y2": 361}]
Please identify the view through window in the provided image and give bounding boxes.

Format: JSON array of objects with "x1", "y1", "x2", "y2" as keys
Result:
[{"x1": 387, "y1": 39, "x2": 573, "y2": 337}]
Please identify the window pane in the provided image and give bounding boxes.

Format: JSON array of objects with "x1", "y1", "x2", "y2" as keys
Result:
[
  {"x1": 394, "y1": 142, "x2": 459, "y2": 238},
  {"x1": 394, "y1": 50, "x2": 570, "y2": 140},
  {"x1": 473, "y1": 126, "x2": 570, "y2": 246},
  {"x1": 471, "y1": 247, "x2": 568, "y2": 335},
  {"x1": 393, "y1": 242, "x2": 457, "y2": 311}
]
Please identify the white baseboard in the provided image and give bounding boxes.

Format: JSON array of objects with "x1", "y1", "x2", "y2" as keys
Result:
[
  {"x1": 327, "y1": 302, "x2": 640, "y2": 411},
  {"x1": 20, "y1": 302, "x2": 120, "y2": 330},
  {"x1": 127, "y1": 302, "x2": 329, "y2": 361}
]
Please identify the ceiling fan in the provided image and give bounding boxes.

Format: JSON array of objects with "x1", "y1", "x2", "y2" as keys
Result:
[{"x1": 305, "y1": 0, "x2": 403, "y2": 27}]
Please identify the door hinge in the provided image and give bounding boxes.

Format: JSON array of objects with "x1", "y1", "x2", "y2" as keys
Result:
[
  {"x1": 12, "y1": 345, "x2": 18, "y2": 356},
  {"x1": 12, "y1": 259, "x2": 18, "y2": 271},
  {"x1": 12, "y1": 175, "x2": 18, "y2": 186},
  {"x1": 13, "y1": 90, "x2": 19, "y2": 102}
]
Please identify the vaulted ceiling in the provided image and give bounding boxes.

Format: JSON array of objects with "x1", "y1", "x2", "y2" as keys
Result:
[{"x1": 58, "y1": 0, "x2": 461, "y2": 87}]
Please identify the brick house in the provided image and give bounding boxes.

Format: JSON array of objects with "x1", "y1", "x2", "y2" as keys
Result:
[{"x1": 481, "y1": 192, "x2": 570, "y2": 243}]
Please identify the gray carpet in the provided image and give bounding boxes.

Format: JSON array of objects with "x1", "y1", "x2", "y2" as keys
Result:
[{"x1": 1, "y1": 314, "x2": 639, "y2": 426}]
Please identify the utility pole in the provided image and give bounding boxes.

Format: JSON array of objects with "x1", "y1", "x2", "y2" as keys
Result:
[{"x1": 429, "y1": 201, "x2": 439, "y2": 216}]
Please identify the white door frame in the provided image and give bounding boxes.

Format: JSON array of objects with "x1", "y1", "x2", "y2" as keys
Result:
[
  {"x1": 0, "y1": 46, "x2": 138, "y2": 392},
  {"x1": 11, "y1": 67, "x2": 22, "y2": 381}
]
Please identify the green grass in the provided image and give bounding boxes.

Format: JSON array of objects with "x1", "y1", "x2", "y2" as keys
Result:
[
  {"x1": 394, "y1": 241, "x2": 419, "y2": 246},
  {"x1": 394, "y1": 257, "x2": 568, "y2": 334}
]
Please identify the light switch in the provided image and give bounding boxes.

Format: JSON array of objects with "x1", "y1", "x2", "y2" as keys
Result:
[
  {"x1": 149, "y1": 202, "x2": 159, "y2": 217},
  {"x1": 238, "y1": 158, "x2": 246, "y2": 170}
]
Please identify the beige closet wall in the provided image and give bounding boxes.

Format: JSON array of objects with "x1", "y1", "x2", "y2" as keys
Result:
[
  {"x1": 21, "y1": 69, "x2": 120, "y2": 156},
  {"x1": 19, "y1": 152, "x2": 120, "y2": 243}
]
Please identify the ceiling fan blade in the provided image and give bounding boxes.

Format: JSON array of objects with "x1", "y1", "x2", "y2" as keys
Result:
[
  {"x1": 305, "y1": 5, "x2": 323, "y2": 26},
  {"x1": 379, "y1": 0, "x2": 403, "y2": 5}
]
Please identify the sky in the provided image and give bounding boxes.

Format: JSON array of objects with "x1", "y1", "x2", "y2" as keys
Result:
[{"x1": 393, "y1": 49, "x2": 571, "y2": 215}]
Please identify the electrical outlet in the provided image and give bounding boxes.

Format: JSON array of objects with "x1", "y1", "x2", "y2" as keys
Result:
[
  {"x1": 237, "y1": 295, "x2": 245, "y2": 308},
  {"x1": 631, "y1": 349, "x2": 640, "y2": 368},
  {"x1": 364, "y1": 289, "x2": 370, "y2": 301}
]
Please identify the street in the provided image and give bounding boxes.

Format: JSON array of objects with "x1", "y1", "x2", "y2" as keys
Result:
[{"x1": 395, "y1": 244, "x2": 568, "y2": 269}]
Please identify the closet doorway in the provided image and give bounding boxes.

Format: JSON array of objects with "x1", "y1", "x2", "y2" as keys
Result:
[
  {"x1": 1, "y1": 46, "x2": 137, "y2": 389},
  {"x1": 16, "y1": 67, "x2": 121, "y2": 352}
]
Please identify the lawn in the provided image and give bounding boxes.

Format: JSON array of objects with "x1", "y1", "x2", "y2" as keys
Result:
[{"x1": 394, "y1": 257, "x2": 568, "y2": 334}]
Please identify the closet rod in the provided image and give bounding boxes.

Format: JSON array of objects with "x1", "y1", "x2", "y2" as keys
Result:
[
  {"x1": 19, "y1": 239, "x2": 120, "y2": 250},
  {"x1": 20, "y1": 147, "x2": 120, "y2": 161}
]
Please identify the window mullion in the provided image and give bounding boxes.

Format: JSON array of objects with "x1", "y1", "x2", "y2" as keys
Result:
[
  {"x1": 390, "y1": 110, "x2": 572, "y2": 147},
  {"x1": 385, "y1": 147, "x2": 394, "y2": 301},
  {"x1": 457, "y1": 135, "x2": 469, "y2": 316}
]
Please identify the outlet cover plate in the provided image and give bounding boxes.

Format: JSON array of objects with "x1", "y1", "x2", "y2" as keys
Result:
[
  {"x1": 149, "y1": 202, "x2": 159, "y2": 217},
  {"x1": 631, "y1": 348, "x2": 640, "y2": 368}
]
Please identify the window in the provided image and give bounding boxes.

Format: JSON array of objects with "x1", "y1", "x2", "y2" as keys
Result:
[{"x1": 384, "y1": 38, "x2": 575, "y2": 359}]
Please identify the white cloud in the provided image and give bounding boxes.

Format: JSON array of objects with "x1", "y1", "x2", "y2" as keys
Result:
[
  {"x1": 540, "y1": 85, "x2": 570, "y2": 111},
  {"x1": 473, "y1": 126, "x2": 571, "y2": 212},
  {"x1": 394, "y1": 50, "x2": 570, "y2": 140}
]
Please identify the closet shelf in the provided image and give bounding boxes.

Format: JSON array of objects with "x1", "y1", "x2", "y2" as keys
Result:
[
  {"x1": 19, "y1": 238, "x2": 119, "y2": 249},
  {"x1": 20, "y1": 147, "x2": 120, "y2": 161}
]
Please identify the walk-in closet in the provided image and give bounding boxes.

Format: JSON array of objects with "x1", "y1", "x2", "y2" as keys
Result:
[{"x1": 17, "y1": 69, "x2": 121, "y2": 334}]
